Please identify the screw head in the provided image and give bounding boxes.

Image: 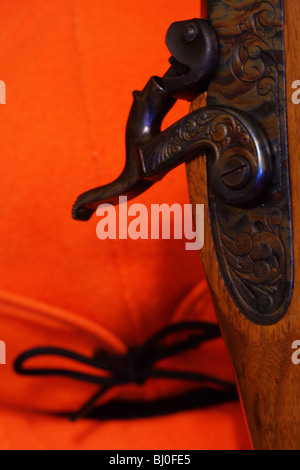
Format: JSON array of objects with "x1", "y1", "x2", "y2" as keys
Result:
[
  {"x1": 183, "y1": 23, "x2": 198, "y2": 44},
  {"x1": 221, "y1": 155, "x2": 251, "y2": 190}
]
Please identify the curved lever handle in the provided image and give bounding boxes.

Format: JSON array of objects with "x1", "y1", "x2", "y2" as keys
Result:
[
  {"x1": 72, "y1": 18, "x2": 218, "y2": 221},
  {"x1": 72, "y1": 18, "x2": 272, "y2": 221}
]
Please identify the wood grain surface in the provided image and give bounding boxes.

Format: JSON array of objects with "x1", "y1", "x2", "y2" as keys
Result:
[{"x1": 187, "y1": 0, "x2": 300, "y2": 450}]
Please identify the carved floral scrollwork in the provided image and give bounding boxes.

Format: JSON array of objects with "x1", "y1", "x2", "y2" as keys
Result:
[
  {"x1": 143, "y1": 109, "x2": 253, "y2": 173},
  {"x1": 205, "y1": 0, "x2": 292, "y2": 324},
  {"x1": 231, "y1": 1, "x2": 278, "y2": 97},
  {"x1": 218, "y1": 205, "x2": 286, "y2": 314}
]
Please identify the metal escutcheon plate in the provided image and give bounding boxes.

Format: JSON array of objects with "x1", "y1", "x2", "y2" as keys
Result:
[{"x1": 206, "y1": 0, "x2": 293, "y2": 325}]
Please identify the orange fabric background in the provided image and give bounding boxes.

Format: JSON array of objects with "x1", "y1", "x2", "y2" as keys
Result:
[{"x1": 0, "y1": 0, "x2": 251, "y2": 450}]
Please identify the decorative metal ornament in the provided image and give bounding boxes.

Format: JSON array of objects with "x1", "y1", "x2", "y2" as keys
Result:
[
  {"x1": 72, "y1": 9, "x2": 293, "y2": 325},
  {"x1": 206, "y1": 0, "x2": 293, "y2": 324}
]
